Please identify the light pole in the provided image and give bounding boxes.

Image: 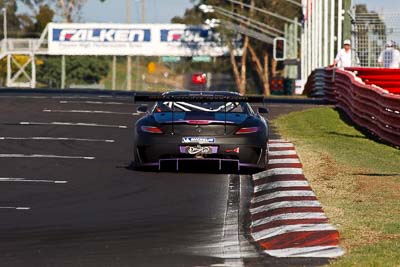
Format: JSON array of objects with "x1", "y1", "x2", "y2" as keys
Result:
[
  {"x1": 126, "y1": 0, "x2": 132, "y2": 90},
  {"x1": 2, "y1": 7, "x2": 7, "y2": 51}
]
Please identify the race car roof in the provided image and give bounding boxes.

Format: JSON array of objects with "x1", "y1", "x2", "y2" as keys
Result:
[{"x1": 134, "y1": 91, "x2": 265, "y2": 103}]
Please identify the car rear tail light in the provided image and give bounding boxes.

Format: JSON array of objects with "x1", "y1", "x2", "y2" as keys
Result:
[
  {"x1": 141, "y1": 126, "x2": 163, "y2": 134},
  {"x1": 235, "y1": 127, "x2": 259, "y2": 135},
  {"x1": 192, "y1": 73, "x2": 207, "y2": 85}
]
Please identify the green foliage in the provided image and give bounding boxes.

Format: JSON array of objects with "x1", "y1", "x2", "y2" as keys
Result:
[
  {"x1": 171, "y1": 7, "x2": 204, "y2": 25},
  {"x1": 0, "y1": 0, "x2": 23, "y2": 38},
  {"x1": 22, "y1": 4, "x2": 54, "y2": 37},
  {"x1": 37, "y1": 56, "x2": 110, "y2": 88},
  {"x1": 171, "y1": 1, "x2": 301, "y2": 94},
  {"x1": 35, "y1": 4, "x2": 54, "y2": 32}
]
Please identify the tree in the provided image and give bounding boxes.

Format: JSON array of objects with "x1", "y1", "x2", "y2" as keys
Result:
[
  {"x1": 171, "y1": 0, "x2": 300, "y2": 95},
  {"x1": 21, "y1": 0, "x2": 105, "y2": 23},
  {"x1": 0, "y1": 0, "x2": 23, "y2": 38},
  {"x1": 173, "y1": 0, "x2": 255, "y2": 94},
  {"x1": 56, "y1": 0, "x2": 87, "y2": 22},
  {"x1": 37, "y1": 56, "x2": 109, "y2": 88},
  {"x1": 21, "y1": 4, "x2": 54, "y2": 37}
]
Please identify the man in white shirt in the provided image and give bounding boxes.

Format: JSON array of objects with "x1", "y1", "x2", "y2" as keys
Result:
[
  {"x1": 378, "y1": 41, "x2": 400, "y2": 68},
  {"x1": 331, "y1": 39, "x2": 353, "y2": 68}
]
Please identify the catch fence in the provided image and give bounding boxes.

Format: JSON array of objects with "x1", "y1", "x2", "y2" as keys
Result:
[{"x1": 354, "y1": 12, "x2": 400, "y2": 67}]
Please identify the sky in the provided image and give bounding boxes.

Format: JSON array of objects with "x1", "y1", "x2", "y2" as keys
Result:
[
  {"x1": 80, "y1": 0, "x2": 196, "y2": 24},
  {"x1": 17, "y1": 0, "x2": 400, "y2": 24},
  {"x1": 79, "y1": 1, "x2": 400, "y2": 24},
  {"x1": 353, "y1": 0, "x2": 400, "y2": 12}
]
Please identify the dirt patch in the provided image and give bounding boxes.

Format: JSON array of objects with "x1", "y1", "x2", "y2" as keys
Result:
[
  {"x1": 357, "y1": 176, "x2": 400, "y2": 200},
  {"x1": 290, "y1": 141, "x2": 400, "y2": 250}
]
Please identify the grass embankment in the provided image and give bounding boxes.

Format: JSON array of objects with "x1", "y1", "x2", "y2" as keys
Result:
[
  {"x1": 101, "y1": 59, "x2": 183, "y2": 91},
  {"x1": 273, "y1": 107, "x2": 400, "y2": 267}
]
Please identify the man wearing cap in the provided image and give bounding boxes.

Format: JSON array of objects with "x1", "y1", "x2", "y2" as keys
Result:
[
  {"x1": 330, "y1": 39, "x2": 354, "y2": 68},
  {"x1": 378, "y1": 41, "x2": 400, "y2": 68}
]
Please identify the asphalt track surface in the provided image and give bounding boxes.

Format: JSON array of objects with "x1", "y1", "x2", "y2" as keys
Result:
[{"x1": 0, "y1": 92, "x2": 329, "y2": 267}]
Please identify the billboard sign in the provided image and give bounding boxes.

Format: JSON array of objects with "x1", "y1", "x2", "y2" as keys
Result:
[{"x1": 48, "y1": 23, "x2": 239, "y2": 57}]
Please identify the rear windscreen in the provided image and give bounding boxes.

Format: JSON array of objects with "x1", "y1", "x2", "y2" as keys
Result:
[{"x1": 154, "y1": 101, "x2": 250, "y2": 113}]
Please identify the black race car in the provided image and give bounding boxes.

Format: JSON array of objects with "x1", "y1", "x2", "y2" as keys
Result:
[{"x1": 133, "y1": 91, "x2": 269, "y2": 172}]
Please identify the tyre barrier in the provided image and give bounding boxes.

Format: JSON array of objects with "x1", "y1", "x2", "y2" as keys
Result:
[
  {"x1": 304, "y1": 68, "x2": 400, "y2": 147},
  {"x1": 250, "y1": 140, "x2": 344, "y2": 258}
]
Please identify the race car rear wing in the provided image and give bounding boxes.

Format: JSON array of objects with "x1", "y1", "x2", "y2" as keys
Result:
[
  {"x1": 133, "y1": 94, "x2": 265, "y2": 103},
  {"x1": 133, "y1": 93, "x2": 266, "y2": 135}
]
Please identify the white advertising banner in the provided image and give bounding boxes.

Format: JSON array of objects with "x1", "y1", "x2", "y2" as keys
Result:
[{"x1": 48, "y1": 23, "x2": 237, "y2": 56}]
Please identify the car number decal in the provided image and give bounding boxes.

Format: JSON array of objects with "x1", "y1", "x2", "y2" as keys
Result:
[
  {"x1": 179, "y1": 145, "x2": 218, "y2": 154},
  {"x1": 182, "y1": 137, "x2": 216, "y2": 144}
]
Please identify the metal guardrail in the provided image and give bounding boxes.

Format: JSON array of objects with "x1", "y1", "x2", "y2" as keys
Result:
[
  {"x1": 304, "y1": 67, "x2": 400, "y2": 147},
  {"x1": 0, "y1": 38, "x2": 48, "y2": 55}
]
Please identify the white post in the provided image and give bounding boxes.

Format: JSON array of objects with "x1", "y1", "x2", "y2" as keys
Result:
[
  {"x1": 301, "y1": 29, "x2": 306, "y2": 80},
  {"x1": 126, "y1": 0, "x2": 132, "y2": 91},
  {"x1": 337, "y1": 0, "x2": 343, "y2": 53},
  {"x1": 318, "y1": 0, "x2": 323, "y2": 67},
  {"x1": 307, "y1": 0, "x2": 312, "y2": 74},
  {"x1": 31, "y1": 53, "x2": 36, "y2": 88},
  {"x1": 2, "y1": 8, "x2": 7, "y2": 50},
  {"x1": 112, "y1": 56, "x2": 116, "y2": 90},
  {"x1": 323, "y1": 0, "x2": 329, "y2": 66},
  {"x1": 6, "y1": 54, "x2": 11, "y2": 87},
  {"x1": 330, "y1": 0, "x2": 335, "y2": 63},
  {"x1": 61, "y1": 55, "x2": 66, "y2": 89},
  {"x1": 301, "y1": 0, "x2": 307, "y2": 80},
  {"x1": 312, "y1": 0, "x2": 317, "y2": 70}
]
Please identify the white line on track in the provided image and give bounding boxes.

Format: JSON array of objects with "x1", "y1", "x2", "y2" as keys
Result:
[
  {"x1": 251, "y1": 190, "x2": 315, "y2": 204},
  {"x1": 19, "y1": 121, "x2": 128, "y2": 129},
  {"x1": 251, "y1": 212, "x2": 327, "y2": 228},
  {"x1": 43, "y1": 109, "x2": 140, "y2": 116},
  {"x1": 268, "y1": 150, "x2": 297, "y2": 156},
  {"x1": 50, "y1": 96, "x2": 94, "y2": 99},
  {"x1": 249, "y1": 200, "x2": 322, "y2": 215},
  {"x1": 0, "y1": 96, "x2": 48, "y2": 99},
  {"x1": 251, "y1": 223, "x2": 337, "y2": 241},
  {"x1": 0, "y1": 154, "x2": 95, "y2": 160},
  {"x1": 0, "y1": 137, "x2": 115, "y2": 143},
  {"x1": 269, "y1": 139, "x2": 288, "y2": 143},
  {"x1": 51, "y1": 96, "x2": 123, "y2": 99},
  {"x1": 0, "y1": 206, "x2": 31, "y2": 210},
  {"x1": 268, "y1": 158, "x2": 301, "y2": 164},
  {"x1": 253, "y1": 168, "x2": 303, "y2": 180},
  {"x1": 0, "y1": 178, "x2": 68, "y2": 184},
  {"x1": 263, "y1": 246, "x2": 344, "y2": 258},
  {"x1": 269, "y1": 143, "x2": 294, "y2": 148},
  {"x1": 254, "y1": 180, "x2": 310, "y2": 192},
  {"x1": 59, "y1": 100, "x2": 130, "y2": 105}
]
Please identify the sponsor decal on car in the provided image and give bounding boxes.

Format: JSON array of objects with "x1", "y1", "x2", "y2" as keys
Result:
[
  {"x1": 182, "y1": 137, "x2": 216, "y2": 144},
  {"x1": 180, "y1": 145, "x2": 218, "y2": 155}
]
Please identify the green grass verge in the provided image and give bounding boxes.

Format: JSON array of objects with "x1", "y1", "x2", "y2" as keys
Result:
[
  {"x1": 101, "y1": 59, "x2": 180, "y2": 91},
  {"x1": 273, "y1": 107, "x2": 400, "y2": 267}
]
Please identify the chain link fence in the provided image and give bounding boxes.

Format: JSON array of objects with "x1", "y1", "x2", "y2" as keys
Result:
[{"x1": 355, "y1": 12, "x2": 400, "y2": 67}]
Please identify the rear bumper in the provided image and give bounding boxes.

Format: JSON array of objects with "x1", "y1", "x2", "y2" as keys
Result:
[
  {"x1": 134, "y1": 132, "x2": 268, "y2": 170},
  {"x1": 141, "y1": 158, "x2": 260, "y2": 171}
]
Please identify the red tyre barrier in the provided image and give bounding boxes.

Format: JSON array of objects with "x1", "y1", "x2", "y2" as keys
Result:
[
  {"x1": 305, "y1": 68, "x2": 400, "y2": 147},
  {"x1": 345, "y1": 67, "x2": 400, "y2": 95}
]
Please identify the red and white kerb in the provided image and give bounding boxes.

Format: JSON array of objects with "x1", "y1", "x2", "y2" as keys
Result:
[{"x1": 250, "y1": 139, "x2": 344, "y2": 258}]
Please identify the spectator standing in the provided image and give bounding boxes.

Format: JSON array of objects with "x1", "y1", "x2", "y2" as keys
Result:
[
  {"x1": 331, "y1": 39, "x2": 354, "y2": 68},
  {"x1": 378, "y1": 41, "x2": 400, "y2": 68}
]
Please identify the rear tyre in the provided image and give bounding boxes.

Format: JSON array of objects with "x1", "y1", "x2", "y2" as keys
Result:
[{"x1": 132, "y1": 146, "x2": 142, "y2": 170}]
